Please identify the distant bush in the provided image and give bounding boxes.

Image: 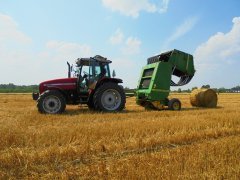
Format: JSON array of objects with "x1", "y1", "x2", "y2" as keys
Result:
[{"x1": 0, "y1": 84, "x2": 38, "y2": 93}]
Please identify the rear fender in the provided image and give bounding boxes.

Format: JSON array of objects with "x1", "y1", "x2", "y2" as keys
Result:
[
  {"x1": 89, "y1": 77, "x2": 123, "y2": 97},
  {"x1": 96, "y1": 77, "x2": 122, "y2": 89}
]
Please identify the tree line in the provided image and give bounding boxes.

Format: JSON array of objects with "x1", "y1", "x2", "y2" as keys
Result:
[
  {"x1": 0, "y1": 83, "x2": 239, "y2": 93},
  {"x1": 0, "y1": 84, "x2": 38, "y2": 93},
  {"x1": 125, "y1": 85, "x2": 240, "y2": 93},
  {"x1": 172, "y1": 85, "x2": 240, "y2": 93}
]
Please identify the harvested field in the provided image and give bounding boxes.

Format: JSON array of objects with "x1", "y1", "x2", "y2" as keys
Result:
[{"x1": 0, "y1": 93, "x2": 240, "y2": 179}]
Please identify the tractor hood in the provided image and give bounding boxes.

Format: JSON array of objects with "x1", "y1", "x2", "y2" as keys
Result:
[{"x1": 39, "y1": 78, "x2": 77, "y2": 94}]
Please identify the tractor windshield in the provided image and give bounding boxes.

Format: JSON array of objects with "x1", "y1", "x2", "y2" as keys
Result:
[
  {"x1": 76, "y1": 59, "x2": 111, "y2": 90},
  {"x1": 91, "y1": 63, "x2": 110, "y2": 78},
  {"x1": 77, "y1": 62, "x2": 110, "y2": 79}
]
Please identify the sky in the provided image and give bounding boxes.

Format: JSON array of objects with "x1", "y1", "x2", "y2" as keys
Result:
[{"x1": 0, "y1": 0, "x2": 240, "y2": 89}]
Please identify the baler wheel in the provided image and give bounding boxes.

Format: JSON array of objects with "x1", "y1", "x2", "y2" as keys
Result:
[
  {"x1": 168, "y1": 98, "x2": 181, "y2": 111},
  {"x1": 37, "y1": 90, "x2": 66, "y2": 114}
]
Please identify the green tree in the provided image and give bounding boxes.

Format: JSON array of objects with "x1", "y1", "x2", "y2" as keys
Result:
[
  {"x1": 178, "y1": 88, "x2": 182, "y2": 93},
  {"x1": 192, "y1": 87, "x2": 198, "y2": 91},
  {"x1": 202, "y1": 84, "x2": 210, "y2": 89}
]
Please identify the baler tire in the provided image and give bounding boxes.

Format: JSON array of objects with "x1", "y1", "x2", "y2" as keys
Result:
[
  {"x1": 37, "y1": 90, "x2": 66, "y2": 114},
  {"x1": 93, "y1": 82, "x2": 126, "y2": 112},
  {"x1": 168, "y1": 98, "x2": 181, "y2": 111}
]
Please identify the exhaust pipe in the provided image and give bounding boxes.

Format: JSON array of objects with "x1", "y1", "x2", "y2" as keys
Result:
[{"x1": 67, "y1": 62, "x2": 71, "y2": 78}]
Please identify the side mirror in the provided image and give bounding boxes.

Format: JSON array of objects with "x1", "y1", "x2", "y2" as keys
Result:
[{"x1": 112, "y1": 70, "x2": 116, "y2": 78}]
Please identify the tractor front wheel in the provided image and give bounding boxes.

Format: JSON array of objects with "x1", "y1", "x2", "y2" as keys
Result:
[
  {"x1": 168, "y1": 98, "x2": 181, "y2": 111},
  {"x1": 37, "y1": 90, "x2": 66, "y2": 114},
  {"x1": 93, "y1": 82, "x2": 126, "y2": 112}
]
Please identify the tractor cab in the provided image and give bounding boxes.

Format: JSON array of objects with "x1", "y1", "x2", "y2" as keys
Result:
[{"x1": 75, "y1": 55, "x2": 112, "y2": 91}]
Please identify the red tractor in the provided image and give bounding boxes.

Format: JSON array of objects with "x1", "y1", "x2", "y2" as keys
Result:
[{"x1": 32, "y1": 55, "x2": 126, "y2": 114}]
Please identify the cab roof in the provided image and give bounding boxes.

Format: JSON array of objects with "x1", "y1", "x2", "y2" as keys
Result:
[{"x1": 76, "y1": 55, "x2": 112, "y2": 66}]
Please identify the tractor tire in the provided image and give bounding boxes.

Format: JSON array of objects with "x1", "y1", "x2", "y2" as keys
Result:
[
  {"x1": 93, "y1": 82, "x2": 126, "y2": 112},
  {"x1": 37, "y1": 90, "x2": 66, "y2": 114},
  {"x1": 168, "y1": 98, "x2": 181, "y2": 111}
]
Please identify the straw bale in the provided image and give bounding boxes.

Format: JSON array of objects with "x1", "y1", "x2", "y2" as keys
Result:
[{"x1": 190, "y1": 88, "x2": 218, "y2": 108}]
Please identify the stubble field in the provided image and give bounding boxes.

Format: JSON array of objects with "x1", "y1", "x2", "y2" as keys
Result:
[{"x1": 0, "y1": 93, "x2": 240, "y2": 179}]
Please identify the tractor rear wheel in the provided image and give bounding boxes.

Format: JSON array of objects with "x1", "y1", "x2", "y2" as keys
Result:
[
  {"x1": 168, "y1": 98, "x2": 181, "y2": 111},
  {"x1": 37, "y1": 90, "x2": 66, "y2": 114},
  {"x1": 93, "y1": 82, "x2": 125, "y2": 112}
]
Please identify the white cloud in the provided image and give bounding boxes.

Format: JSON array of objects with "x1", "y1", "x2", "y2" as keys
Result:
[
  {"x1": 122, "y1": 37, "x2": 142, "y2": 55},
  {"x1": 194, "y1": 17, "x2": 240, "y2": 67},
  {"x1": 46, "y1": 40, "x2": 92, "y2": 61},
  {"x1": 0, "y1": 13, "x2": 35, "y2": 84},
  {"x1": 192, "y1": 17, "x2": 240, "y2": 88},
  {"x1": 0, "y1": 13, "x2": 32, "y2": 67},
  {"x1": 0, "y1": 13, "x2": 93, "y2": 84},
  {"x1": 109, "y1": 29, "x2": 142, "y2": 55},
  {"x1": 158, "y1": 0, "x2": 170, "y2": 13},
  {"x1": 110, "y1": 56, "x2": 144, "y2": 88},
  {"x1": 35, "y1": 41, "x2": 92, "y2": 82},
  {"x1": 107, "y1": 30, "x2": 142, "y2": 87},
  {"x1": 163, "y1": 16, "x2": 198, "y2": 48},
  {"x1": 0, "y1": 14, "x2": 31, "y2": 45},
  {"x1": 102, "y1": 0, "x2": 169, "y2": 18},
  {"x1": 109, "y1": 28, "x2": 124, "y2": 45}
]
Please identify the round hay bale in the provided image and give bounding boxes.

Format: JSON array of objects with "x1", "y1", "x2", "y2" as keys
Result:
[
  {"x1": 190, "y1": 88, "x2": 218, "y2": 108},
  {"x1": 190, "y1": 89, "x2": 202, "y2": 107}
]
